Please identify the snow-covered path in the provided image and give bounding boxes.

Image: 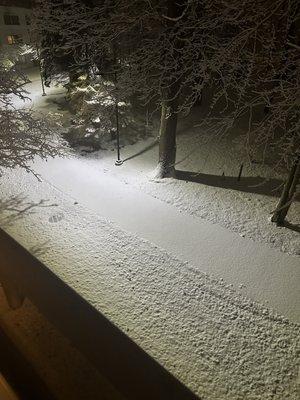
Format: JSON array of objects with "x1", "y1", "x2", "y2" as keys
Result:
[{"x1": 33, "y1": 156, "x2": 300, "y2": 324}]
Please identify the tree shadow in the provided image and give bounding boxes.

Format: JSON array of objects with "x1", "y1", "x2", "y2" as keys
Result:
[
  {"x1": 176, "y1": 170, "x2": 284, "y2": 198},
  {"x1": 123, "y1": 140, "x2": 158, "y2": 162},
  {"x1": 0, "y1": 195, "x2": 58, "y2": 227},
  {"x1": 28, "y1": 241, "x2": 52, "y2": 258},
  {"x1": 283, "y1": 221, "x2": 300, "y2": 233}
]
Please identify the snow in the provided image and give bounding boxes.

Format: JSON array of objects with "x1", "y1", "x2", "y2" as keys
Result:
[
  {"x1": 27, "y1": 156, "x2": 300, "y2": 323},
  {"x1": 1, "y1": 68, "x2": 299, "y2": 399},
  {"x1": 21, "y1": 72, "x2": 299, "y2": 260},
  {"x1": 84, "y1": 131, "x2": 300, "y2": 256},
  {"x1": 0, "y1": 168, "x2": 299, "y2": 400},
  {"x1": 41, "y1": 76, "x2": 298, "y2": 257}
]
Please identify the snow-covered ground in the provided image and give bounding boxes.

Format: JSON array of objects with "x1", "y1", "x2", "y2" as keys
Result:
[
  {"x1": 21, "y1": 155, "x2": 298, "y2": 323},
  {"x1": 0, "y1": 169, "x2": 299, "y2": 400},
  {"x1": 24, "y1": 69, "x2": 300, "y2": 256},
  {"x1": 0, "y1": 68, "x2": 299, "y2": 399},
  {"x1": 84, "y1": 120, "x2": 300, "y2": 257}
]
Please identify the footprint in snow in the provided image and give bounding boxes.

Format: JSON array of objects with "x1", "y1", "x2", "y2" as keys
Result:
[{"x1": 48, "y1": 212, "x2": 64, "y2": 223}]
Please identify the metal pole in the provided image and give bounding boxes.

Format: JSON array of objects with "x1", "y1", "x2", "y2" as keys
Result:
[
  {"x1": 114, "y1": 70, "x2": 123, "y2": 166},
  {"x1": 237, "y1": 163, "x2": 244, "y2": 181}
]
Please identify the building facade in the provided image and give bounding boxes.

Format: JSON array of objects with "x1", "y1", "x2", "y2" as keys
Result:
[{"x1": 0, "y1": 1, "x2": 32, "y2": 47}]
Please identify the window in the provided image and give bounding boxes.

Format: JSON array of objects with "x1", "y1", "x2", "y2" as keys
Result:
[
  {"x1": 25, "y1": 15, "x2": 31, "y2": 25},
  {"x1": 4, "y1": 14, "x2": 20, "y2": 25},
  {"x1": 6, "y1": 35, "x2": 22, "y2": 45}
]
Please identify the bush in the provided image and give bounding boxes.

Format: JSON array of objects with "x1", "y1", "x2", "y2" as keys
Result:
[{"x1": 65, "y1": 74, "x2": 135, "y2": 150}]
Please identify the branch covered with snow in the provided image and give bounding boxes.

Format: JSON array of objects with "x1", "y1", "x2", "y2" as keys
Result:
[
  {"x1": 34, "y1": 0, "x2": 300, "y2": 169},
  {"x1": 0, "y1": 54, "x2": 67, "y2": 174}
]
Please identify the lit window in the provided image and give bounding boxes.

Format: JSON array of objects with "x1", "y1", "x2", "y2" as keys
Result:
[
  {"x1": 6, "y1": 35, "x2": 22, "y2": 45},
  {"x1": 4, "y1": 14, "x2": 20, "y2": 25}
]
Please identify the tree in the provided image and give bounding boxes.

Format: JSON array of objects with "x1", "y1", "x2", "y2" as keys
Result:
[
  {"x1": 271, "y1": 155, "x2": 299, "y2": 225},
  {"x1": 200, "y1": 0, "x2": 300, "y2": 224},
  {"x1": 33, "y1": 0, "x2": 249, "y2": 177},
  {"x1": 0, "y1": 52, "x2": 66, "y2": 175},
  {"x1": 35, "y1": 0, "x2": 299, "y2": 223}
]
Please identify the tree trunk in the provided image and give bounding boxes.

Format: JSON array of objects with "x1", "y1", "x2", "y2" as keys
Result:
[
  {"x1": 271, "y1": 156, "x2": 300, "y2": 225},
  {"x1": 155, "y1": 97, "x2": 178, "y2": 178},
  {"x1": 154, "y1": 0, "x2": 181, "y2": 179}
]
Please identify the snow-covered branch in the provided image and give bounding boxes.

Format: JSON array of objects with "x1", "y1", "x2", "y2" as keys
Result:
[
  {"x1": 34, "y1": 0, "x2": 300, "y2": 171},
  {"x1": 0, "y1": 53, "x2": 67, "y2": 174}
]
